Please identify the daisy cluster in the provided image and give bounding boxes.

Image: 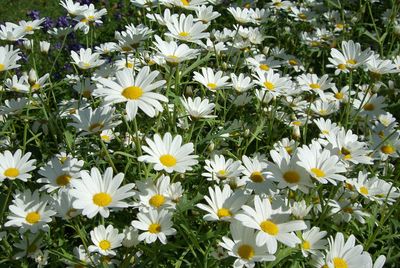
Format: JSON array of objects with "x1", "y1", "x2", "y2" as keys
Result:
[{"x1": 0, "y1": 0, "x2": 400, "y2": 267}]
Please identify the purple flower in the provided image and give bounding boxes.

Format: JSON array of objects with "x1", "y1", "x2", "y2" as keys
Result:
[
  {"x1": 56, "y1": 16, "x2": 70, "y2": 28},
  {"x1": 42, "y1": 17, "x2": 54, "y2": 31},
  {"x1": 27, "y1": 10, "x2": 40, "y2": 20}
]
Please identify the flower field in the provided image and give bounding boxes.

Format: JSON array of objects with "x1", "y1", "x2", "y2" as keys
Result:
[{"x1": 1, "y1": 0, "x2": 400, "y2": 267}]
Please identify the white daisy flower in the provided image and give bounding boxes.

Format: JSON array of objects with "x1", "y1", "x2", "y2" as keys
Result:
[
  {"x1": 5, "y1": 189, "x2": 56, "y2": 233},
  {"x1": 231, "y1": 73, "x2": 254, "y2": 93},
  {"x1": 297, "y1": 73, "x2": 334, "y2": 99},
  {"x1": 300, "y1": 227, "x2": 327, "y2": 257},
  {"x1": 88, "y1": 225, "x2": 124, "y2": 256},
  {"x1": 196, "y1": 184, "x2": 248, "y2": 222},
  {"x1": 0, "y1": 45, "x2": 21, "y2": 72},
  {"x1": 165, "y1": 13, "x2": 209, "y2": 42},
  {"x1": 0, "y1": 149, "x2": 36, "y2": 182},
  {"x1": 73, "y1": 4, "x2": 107, "y2": 34},
  {"x1": 60, "y1": 0, "x2": 88, "y2": 16},
  {"x1": 4, "y1": 74, "x2": 30, "y2": 93},
  {"x1": 325, "y1": 233, "x2": 370, "y2": 268},
  {"x1": 13, "y1": 233, "x2": 43, "y2": 260},
  {"x1": 131, "y1": 208, "x2": 177, "y2": 244},
  {"x1": 180, "y1": 96, "x2": 216, "y2": 120},
  {"x1": 241, "y1": 155, "x2": 276, "y2": 194},
  {"x1": 138, "y1": 132, "x2": 198, "y2": 173},
  {"x1": 296, "y1": 142, "x2": 346, "y2": 185},
  {"x1": 93, "y1": 67, "x2": 167, "y2": 120},
  {"x1": 202, "y1": 154, "x2": 243, "y2": 184},
  {"x1": 52, "y1": 189, "x2": 79, "y2": 220},
  {"x1": 193, "y1": 67, "x2": 230, "y2": 91},
  {"x1": 70, "y1": 48, "x2": 105, "y2": 70},
  {"x1": 195, "y1": 5, "x2": 220, "y2": 23},
  {"x1": 70, "y1": 167, "x2": 135, "y2": 218},
  {"x1": 219, "y1": 221, "x2": 275, "y2": 268},
  {"x1": 153, "y1": 35, "x2": 200, "y2": 66},
  {"x1": 227, "y1": 7, "x2": 255, "y2": 24},
  {"x1": 253, "y1": 69, "x2": 292, "y2": 96}
]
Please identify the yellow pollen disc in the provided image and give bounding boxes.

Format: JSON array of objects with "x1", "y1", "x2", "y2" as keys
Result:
[
  {"x1": 309, "y1": 83, "x2": 320, "y2": 89},
  {"x1": 31, "y1": 83, "x2": 40, "y2": 90},
  {"x1": 298, "y1": 13, "x2": 307, "y2": 20},
  {"x1": 360, "y1": 186, "x2": 369, "y2": 195},
  {"x1": 93, "y1": 192, "x2": 112, "y2": 207},
  {"x1": 101, "y1": 135, "x2": 110, "y2": 142},
  {"x1": 283, "y1": 171, "x2": 300, "y2": 183},
  {"x1": 148, "y1": 223, "x2": 161, "y2": 233},
  {"x1": 340, "y1": 147, "x2": 351, "y2": 159},
  {"x1": 322, "y1": 130, "x2": 330, "y2": 134},
  {"x1": 83, "y1": 62, "x2": 91, "y2": 68},
  {"x1": 289, "y1": 59, "x2": 297, "y2": 65},
  {"x1": 311, "y1": 41, "x2": 320, "y2": 47},
  {"x1": 159, "y1": 154, "x2": 177, "y2": 167},
  {"x1": 335, "y1": 92, "x2": 344, "y2": 99},
  {"x1": 302, "y1": 240, "x2": 311, "y2": 250},
  {"x1": 336, "y1": 23, "x2": 344, "y2": 29},
  {"x1": 260, "y1": 220, "x2": 279, "y2": 235},
  {"x1": 207, "y1": 83, "x2": 217, "y2": 89},
  {"x1": 217, "y1": 169, "x2": 227, "y2": 178},
  {"x1": 237, "y1": 244, "x2": 255, "y2": 260},
  {"x1": 363, "y1": 103, "x2": 375, "y2": 111},
  {"x1": 0, "y1": 64, "x2": 5, "y2": 71},
  {"x1": 27, "y1": 244, "x2": 38, "y2": 253},
  {"x1": 250, "y1": 171, "x2": 264, "y2": 183},
  {"x1": 263, "y1": 81, "x2": 275, "y2": 90},
  {"x1": 167, "y1": 55, "x2": 179, "y2": 61},
  {"x1": 285, "y1": 146, "x2": 293, "y2": 154},
  {"x1": 60, "y1": 156, "x2": 68, "y2": 163},
  {"x1": 25, "y1": 26, "x2": 33, "y2": 31},
  {"x1": 4, "y1": 167, "x2": 19, "y2": 178},
  {"x1": 56, "y1": 174, "x2": 71, "y2": 186},
  {"x1": 346, "y1": 59, "x2": 357, "y2": 65},
  {"x1": 67, "y1": 208, "x2": 77, "y2": 218},
  {"x1": 122, "y1": 86, "x2": 143, "y2": 100},
  {"x1": 333, "y1": 257, "x2": 348, "y2": 268},
  {"x1": 292, "y1": 121, "x2": 302, "y2": 126},
  {"x1": 89, "y1": 122, "x2": 104, "y2": 132},
  {"x1": 80, "y1": 18, "x2": 88, "y2": 23},
  {"x1": 149, "y1": 194, "x2": 165, "y2": 208},
  {"x1": 126, "y1": 62, "x2": 133, "y2": 68},
  {"x1": 259, "y1": 64, "x2": 270, "y2": 71},
  {"x1": 25, "y1": 212, "x2": 41, "y2": 224},
  {"x1": 82, "y1": 90, "x2": 91, "y2": 98},
  {"x1": 88, "y1": 15, "x2": 95, "y2": 20},
  {"x1": 179, "y1": 31, "x2": 189, "y2": 37},
  {"x1": 343, "y1": 207, "x2": 353, "y2": 213},
  {"x1": 99, "y1": 240, "x2": 111, "y2": 250},
  {"x1": 338, "y1": 64, "x2": 347, "y2": 70},
  {"x1": 274, "y1": 2, "x2": 282, "y2": 7},
  {"x1": 181, "y1": 0, "x2": 189, "y2": 6},
  {"x1": 311, "y1": 168, "x2": 325, "y2": 178},
  {"x1": 217, "y1": 208, "x2": 232, "y2": 218},
  {"x1": 381, "y1": 145, "x2": 395, "y2": 154},
  {"x1": 122, "y1": 46, "x2": 132, "y2": 52}
]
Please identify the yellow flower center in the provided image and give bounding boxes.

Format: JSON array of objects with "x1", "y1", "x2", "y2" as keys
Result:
[
  {"x1": 283, "y1": 170, "x2": 300, "y2": 183},
  {"x1": 333, "y1": 257, "x2": 348, "y2": 268},
  {"x1": 289, "y1": 59, "x2": 297, "y2": 65},
  {"x1": 181, "y1": 0, "x2": 189, "y2": 6},
  {"x1": 302, "y1": 240, "x2": 311, "y2": 250},
  {"x1": 260, "y1": 220, "x2": 279, "y2": 235},
  {"x1": 263, "y1": 81, "x2": 275, "y2": 90},
  {"x1": 126, "y1": 62, "x2": 133, "y2": 68},
  {"x1": 309, "y1": 83, "x2": 321, "y2": 89},
  {"x1": 346, "y1": 59, "x2": 357, "y2": 65},
  {"x1": 345, "y1": 183, "x2": 354, "y2": 191},
  {"x1": 259, "y1": 64, "x2": 270, "y2": 71},
  {"x1": 27, "y1": 244, "x2": 38, "y2": 253},
  {"x1": 101, "y1": 135, "x2": 110, "y2": 142},
  {"x1": 148, "y1": 223, "x2": 161, "y2": 233},
  {"x1": 285, "y1": 146, "x2": 293, "y2": 154},
  {"x1": 363, "y1": 103, "x2": 375, "y2": 111},
  {"x1": 159, "y1": 154, "x2": 177, "y2": 167},
  {"x1": 25, "y1": 212, "x2": 41, "y2": 224},
  {"x1": 360, "y1": 186, "x2": 369, "y2": 195},
  {"x1": 217, "y1": 169, "x2": 227, "y2": 178},
  {"x1": 82, "y1": 90, "x2": 91, "y2": 98},
  {"x1": 250, "y1": 171, "x2": 264, "y2": 183},
  {"x1": 292, "y1": 121, "x2": 302, "y2": 126},
  {"x1": 338, "y1": 64, "x2": 347, "y2": 70},
  {"x1": 80, "y1": 18, "x2": 88, "y2": 23},
  {"x1": 340, "y1": 147, "x2": 351, "y2": 159},
  {"x1": 336, "y1": 23, "x2": 344, "y2": 29},
  {"x1": 149, "y1": 194, "x2": 166, "y2": 208},
  {"x1": 237, "y1": 244, "x2": 255, "y2": 260},
  {"x1": 122, "y1": 86, "x2": 143, "y2": 100},
  {"x1": 93, "y1": 192, "x2": 112, "y2": 207},
  {"x1": 83, "y1": 62, "x2": 91, "y2": 68},
  {"x1": 381, "y1": 145, "x2": 394, "y2": 154},
  {"x1": 179, "y1": 32, "x2": 190, "y2": 37},
  {"x1": 88, "y1": 15, "x2": 95, "y2": 21},
  {"x1": 207, "y1": 83, "x2": 217, "y2": 89},
  {"x1": 56, "y1": 174, "x2": 71, "y2": 186},
  {"x1": 311, "y1": 168, "x2": 325, "y2": 178},
  {"x1": 335, "y1": 92, "x2": 344, "y2": 99},
  {"x1": 343, "y1": 207, "x2": 353, "y2": 213},
  {"x1": 217, "y1": 208, "x2": 232, "y2": 218},
  {"x1": 298, "y1": 13, "x2": 307, "y2": 20},
  {"x1": 99, "y1": 240, "x2": 111, "y2": 250},
  {"x1": 0, "y1": 64, "x2": 5, "y2": 71},
  {"x1": 25, "y1": 26, "x2": 33, "y2": 32},
  {"x1": 89, "y1": 122, "x2": 104, "y2": 132},
  {"x1": 4, "y1": 167, "x2": 19, "y2": 178}
]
